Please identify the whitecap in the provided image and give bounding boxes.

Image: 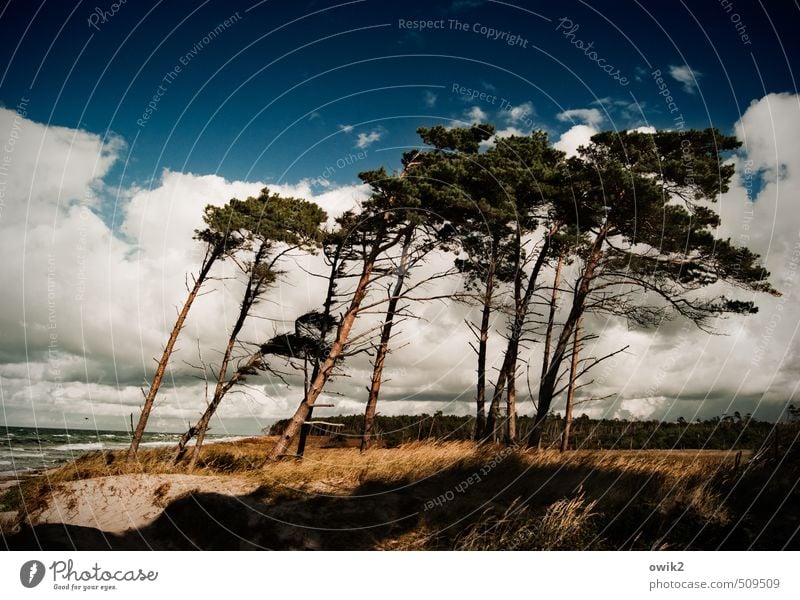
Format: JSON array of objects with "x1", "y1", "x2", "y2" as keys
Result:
[
  {"x1": 53, "y1": 442, "x2": 106, "y2": 452},
  {"x1": 207, "y1": 436, "x2": 249, "y2": 444}
]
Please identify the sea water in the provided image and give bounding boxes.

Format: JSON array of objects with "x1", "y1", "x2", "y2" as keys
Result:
[{"x1": 0, "y1": 426, "x2": 246, "y2": 478}]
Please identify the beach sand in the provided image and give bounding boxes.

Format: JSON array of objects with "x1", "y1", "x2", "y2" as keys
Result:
[{"x1": 32, "y1": 473, "x2": 260, "y2": 534}]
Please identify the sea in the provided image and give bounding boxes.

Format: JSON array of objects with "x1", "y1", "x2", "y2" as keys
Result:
[{"x1": 0, "y1": 426, "x2": 248, "y2": 479}]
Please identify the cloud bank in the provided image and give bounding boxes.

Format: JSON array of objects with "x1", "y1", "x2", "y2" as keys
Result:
[{"x1": 2, "y1": 93, "x2": 799, "y2": 433}]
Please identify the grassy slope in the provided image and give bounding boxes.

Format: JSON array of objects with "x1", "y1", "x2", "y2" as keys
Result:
[{"x1": 2, "y1": 438, "x2": 798, "y2": 550}]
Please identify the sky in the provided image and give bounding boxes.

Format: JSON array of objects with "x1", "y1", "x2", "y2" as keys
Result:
[{"x1": 0, "y1": 0, "x2": 799, "y2": 434}]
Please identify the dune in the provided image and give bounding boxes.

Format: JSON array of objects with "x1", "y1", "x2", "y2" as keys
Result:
[{"x1": 32, "y1": 474, "x2": 259, "y2": 534}]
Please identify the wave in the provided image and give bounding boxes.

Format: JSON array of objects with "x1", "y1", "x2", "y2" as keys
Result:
[
  {"x1": 52, "y1": 442, "x2": 108, "y2": 452},
  {"x1": 207, "y1": 436, "x2": 249, "y2": 444},
  {"x1": 6, "y1": 450, "x2": 47, "y2": 457},
  {"x1": 0, "y1": 466, "x2": 34, "y2": 477}
]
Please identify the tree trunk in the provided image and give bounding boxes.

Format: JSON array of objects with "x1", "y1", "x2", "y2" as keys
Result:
[
  {"x1": 183, "y1": 313, "x2": 253, "y2": 466},
  {"x1": 127, "y1": 244, "x2": 221, "y2": 463},
  {"x1": 177, "y1": 348, "x2": 264, "y2": 466},
  {"x1": 528, "y1": 224, "x2": 607, "y2": 449},
  {"x1": 265, "y1": 155, "x2": 419, "y2": 464},
  {"x1": 264, "y1": 243, "x2": 381, "y2": 463},
  {"x1": 485, "y1": 351, "x2": 511, "y2": 442},
  {"x1": 560, "y1": 316, "x2": 581, "y2": 452},
  {"x1": 473, "y1": 240, "x2": 498, "y2": 440},
  {"x1": 541, "y1": 253, "x2": 564, "y2": 385},
  {"x1": 177, "y1": 246, "x2": 268, "y2": 466},
  {"x1": 296, "y1": 356, "x2": 313, "y2": 458},
  {"x1": 486, "y1": 227, "x2": 555, "y2": 443},
  {"x1": 296, "y1": 244, "x2": 343, "y2": 459},
  {"x1": 361, "y1": 227, "x2": 413, "y2": 451},
  {"x1": 504, "y1": 359, "x2": 517, "y2": 445}
]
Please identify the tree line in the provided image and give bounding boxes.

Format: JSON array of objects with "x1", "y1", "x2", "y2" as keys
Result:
[
  {"x1": 126, "y1": 123, "x2": 778, "y2": 465},
  {"x1": 269, "y1": 411, "x2": 800, "y2": 452}
]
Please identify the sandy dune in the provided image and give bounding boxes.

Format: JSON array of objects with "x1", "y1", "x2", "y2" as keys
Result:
[{"x1": 32, "y1": 474, "x2": 260, "y2": 534}]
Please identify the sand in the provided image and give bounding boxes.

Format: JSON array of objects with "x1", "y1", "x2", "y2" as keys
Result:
[{"x1": 31, "y1": 474, "x2": 260, "y2": 534}]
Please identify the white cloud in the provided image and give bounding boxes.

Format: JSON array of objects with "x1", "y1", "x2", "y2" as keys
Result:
[
  {"x1": 504, "y1": 101, "x2": 534, "y2": 124},
  {"x1": 669, "y1": 64, "x2": 702, "y2": 94},
  {"x1": 0, "y1": 108, "x2": 371, "y2": 431},
  {"x1": 553, "y1": 124, "x2": 597, "y2": 157},
  {"x1": 4, "y1": 94, "x2": 800, "y2": 433},
  {"x1": 338, "y1": 124, "x2": 354, "y2": 134},
  {"x1": 355, "y1": 129, "x2": 382, "y2": 149},
  {"x1": 556, "y1": 108, "x2": 604, "y2": 127},
  {"x1": 465, "y1": 105, "x2": 488, "y2": 122}
]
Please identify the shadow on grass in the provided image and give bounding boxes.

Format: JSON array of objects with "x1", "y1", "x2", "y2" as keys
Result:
[{"x1": 6, "y1": 450, "x2": 799, "y2": 551}]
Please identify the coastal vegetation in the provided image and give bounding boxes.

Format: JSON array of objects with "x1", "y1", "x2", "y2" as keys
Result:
[
  {"x1": 2, "y1": 434, "x2": 798, "y2": 549},
  {"x1": 4, "y1": 124, "x2": 790, "y2": 551},
  {"x1": 122, "y1": 124, "x2": 777, "y2": 464}
]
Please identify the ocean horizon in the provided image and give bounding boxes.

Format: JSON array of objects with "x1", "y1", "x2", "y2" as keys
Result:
[{"x1": 0, "y1": 425, "x2": 252, "y2": 479}]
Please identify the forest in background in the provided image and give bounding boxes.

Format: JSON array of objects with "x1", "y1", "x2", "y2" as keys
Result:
[{"x1": 269, "y1": 410, "x2": 800, "y2": 451}]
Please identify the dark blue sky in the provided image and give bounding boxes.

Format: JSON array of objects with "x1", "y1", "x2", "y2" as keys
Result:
[{"x1": 1, "y1": 0, "x2": 797, "y2": 192}]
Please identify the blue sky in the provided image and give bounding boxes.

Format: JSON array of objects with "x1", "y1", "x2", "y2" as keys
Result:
[{"x1": 1, "y1": 0, "x2": 797, "y2": 192}]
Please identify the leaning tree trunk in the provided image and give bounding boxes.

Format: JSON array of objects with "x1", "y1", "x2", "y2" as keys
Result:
[
  {"x1": 264, "y1": 152, "x2": 420, "y2": 464},
  {"x1": 175, "y1": 246, "x2": 267, "y2": 465},
  {"x1": 487, "y1": 228, "x2": 555, "y2": 443},
  {"x1": 528, "y1": 224, "x2": 607, "y2": 449},
  {"x1": 127, "y1": 244, "x2": 221, "y2": 463},
  {"x1": 541, "y1": 253, "x2": 564, "y2": 383},
  {"x1": 176, "y1": 348, "x2": 264, "y2": 465},
  {"x1": 296, "y1": 244, "x2": 343, "y2": 459},
  {"x1": 264, "y1": 242, "x2": 382, "y2": 463},
  {"x1": 181, "y1": 299, "x2": 252, "y2": 466},
  {"x1": 560, "y1": 316, "x2": 581, "y2": 452},
  {"x1": 361, "y1": 227, "x2": 413, "y2": 451}
]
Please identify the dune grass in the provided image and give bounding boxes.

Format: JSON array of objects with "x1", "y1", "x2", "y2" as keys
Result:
[{"x1": 2, "y1": 437, "x2": 797, "y2": 550}]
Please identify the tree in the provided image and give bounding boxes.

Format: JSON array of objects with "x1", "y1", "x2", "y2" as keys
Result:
[
  {"x1": 473, "y1": 133, "x2": 566, "y2": 443},
  {"x1": 361, "y1": 225, "x2": 414, "y2": 451},
  {"x1": 410, "y1": 124, "x2": 537, "y2": 440},
  {"x1": 174, "y1": 190, "x2": 326, "y2": 467},
  {"x1": 560, "y1": 316, "x2": 580, "y2": 452},
  {"x1": 264, "y1": 222, "x2": 350, "y2": 458},
  {"x1": 360, "y1": 126, "x2": 497, "y2": 450},
  {"x1": 263, "y1": 160, "x2": 425, "y2": 463},
  {"x1": 527, "y1": 129, "x2": 778, "y2": 447},
  {"x1": 126, "y1": 198, "x2": 246, "y2": 463}
]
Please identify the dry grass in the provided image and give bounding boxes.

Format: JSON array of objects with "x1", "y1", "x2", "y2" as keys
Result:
[
  {"x1": 3, "y1": 437, "x2": 796, "y2": 550},
  {"x1": 455, "y1": 494, "x2": 600, "y2": 550}
]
